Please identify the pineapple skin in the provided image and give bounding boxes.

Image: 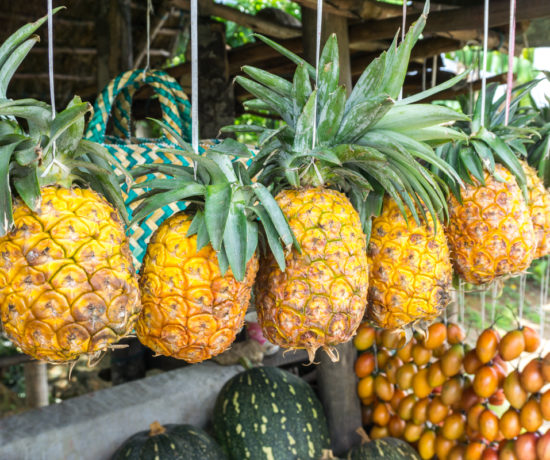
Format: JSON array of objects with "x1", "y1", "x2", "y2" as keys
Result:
[
  {"x1": 136, "y1": 213, "x2": 259, "y2": 363},
  {"x1": 446, "y1": 164, "x2": 536, "y2": 285},
  {"x1": 256, "y1": 187, "x2": 369, "y2": 361},
  {"x1": 367, "y1": 198, "x2": 452, "y2": 330},
  {"x1": 522, "y1": 161, "x2": 550, "y2": 260},
  {"x1": 0, "y1": 186, "x2": 140, "y2": 362}
]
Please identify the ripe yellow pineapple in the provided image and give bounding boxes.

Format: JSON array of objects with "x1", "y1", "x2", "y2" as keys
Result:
[
  {"x1": 522, "y1": 160, "x2": 550, "y2": 259},
  {"x1": 446, "y1": 164, "x2": 536, "y2": 285},
  {"x1": 136, "y1": 213, "x2": 258, "y2": 363},
  {"x1": 0, "y1": 19, "x2": 140, "y2": 363},
  {"x1": 233, "y1": 3, "x2": 465, "y2": 355},
  {"x1": 1, "y1": 187, "x2": 140, "y2": 362},
  {"x1": 367, "y1": 198, "x2": 452, "y2": 330},
  {"x1": 256, "y1": 188, "x2": 368, "y2": 361},
  {"x1": 131, "y1": 126, "x2": 292, "y2": 363}
]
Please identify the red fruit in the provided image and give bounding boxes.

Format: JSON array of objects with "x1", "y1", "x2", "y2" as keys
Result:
[
  {"x1": 424, "y1": 322, "x2": 447, "y2": 350},
  {"x1": 355, "y1": 352, "x2": 375, "y2": 378},
  {"x1": 476, "y1": 328, "x2": 499, "y2": 363},
  {"x1": 442, "y1": 344, "x2": 465, "y2": 377},
  {"x1": 465, "y1": 441, "x2": 486, "y2": 460},
  {"x1": 461, "y1": 385, "x2": 482, "y2": 411},
  {"x1": 441, "y1": 377, "x2": 464, "y2": 406},
  {"x1": 537, "y1": 431, "x2": 550, "y2": 460},
  {"x1": 388, "y1": 414, "x2": 406, "y2": 438},
  {"x1": 448, "y1": 445, "x2": 466, "y2": 460},
  {"x1": 467, "y1": 404, "x2": 485, "y2": 431},
  {"x1": 481, "y1": 447, "x2": 498, "y2": 460},
  {"x1": 514, "y1": 432, "x2": 538, "y2": 460},
  {"x1": 478, "y1": 409, "x2": 499, "y2": 442},
  {"x1": 520, "y1": 398, "x2": 543, "y2": 432},
  {"x1": 520, "y1": 358, "x2": 544, "y2": 393},
  {"x1": 488, "y1": 388, "x2": 505, "y2": 406},
  {"x1": 499, "y1": 408, "x2": 521, "y2": 440},
  {"x1": 499, "y1": 330, "x2": 525, "y2": 361},
  {"x1": 374, "y1": 374, "x2": 395, "y2": 402},
  {"x1": 473, "y1": 365, "x2": 498, "y2": 398},
  {"x1": 503, "y1": 370, "x2": 528, "y2": 409},
  {"x1": 541, "y1": 389, "x2": 550, "y2": 420},
  {"x1": 442, "y1": 413, "x2": 466, "y2": 441},
  {"x1": 447, "y1": 322, "x2": 465, "y2": 345},
  {"x1": 353, "y1": 324, "x2": 376, "y2": 351},
  {"x1": 499, "y1": 441, "x2": 518, "y2": 460},
  {"x1": 522, "y1": 325, "x2": 540, "y2": 353},
  {"x1": 464, "y1": 349, "x2": 483, "y2": 374}
]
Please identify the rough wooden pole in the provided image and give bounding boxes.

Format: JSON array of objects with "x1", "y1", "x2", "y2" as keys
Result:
[
  {"x1": 316, "y1": 344, "x2": 362, "y2": 455},
  {"x1": 197, "y1": 18, "x2": 235, "y2": 138},
  {"x1": 302, "y1": 7, "x2": 352, "y2": 90},
  {"x1": 302, "y1": 6, "x2": 361, "y2": 455},
  {"x1": 24, "y1": 361, "x2": 49, "y2": 408}
]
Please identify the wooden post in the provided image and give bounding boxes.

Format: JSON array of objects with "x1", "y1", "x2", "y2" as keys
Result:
[
  {"x1": 197, "y1": 18, "x2": 235, "y2": 139},
  {"x1": 24, "y1": 361, "x2": 49, "y2": 408},
  {"x1": 302, "y1": 7, "x2": 352, "y2": 90},
  {"x1": 302, "y1": 7, "x2": 362, "y2": 455}
]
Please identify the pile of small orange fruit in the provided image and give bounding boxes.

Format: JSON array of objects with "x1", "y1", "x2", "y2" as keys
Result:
[{"x1": 354, "y1": 321, "x2": 550, "y2": 459}]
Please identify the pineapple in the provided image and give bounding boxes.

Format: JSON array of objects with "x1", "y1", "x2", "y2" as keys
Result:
[
  {"x1": 445, "y1": 164, "x2": 535, "y2": 284},
  {"x1": 0, "y1": 16, "x2": 140, "y2": 362},
  {"x1": 229, "y1": 1, "x2": 466, "y2": 352},
  {"x1": 132, "y1": 129, "x2": 291, "y2": 363},
  {"x1": 523, "y1": 160, "x2": 550, "y2": 259},
  {"x1": 367, "y1": 198, "x2": 452, "y2": 330},
  {"x1": 440, "y1": 83, "x2": 538, "y2": 284}
]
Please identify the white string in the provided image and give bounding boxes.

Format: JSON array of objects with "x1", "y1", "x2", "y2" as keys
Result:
[
  {"x1": 398, "y1": 0, "x2": 406, "y2": 100},
  {"x1": 190, "y1": 0, "x2": 199, "y2": 156},
  {"x1": 431, "y1": 55, "x2": 437, "y2": 88},
  {"x1": 518, "y1": 273, "x2": 526, "y2": 322},
  {"x1": 311, "y1": 0, "x2": 323, "y2": 150},
  {"x1": 504, "y1": 0, "x2": 516, "y2": 126},
  {"x1": 47, "y1": 0, "x2": 55, "y2": 117},
  {"x1": 480, "y1": 0, "x2": 489, "y2": 127},
  {"x1": 491, "y1": 282, "x2": 498, "y2": 323},
  {"x1": 480, "y1": 290, "x2": 486, "y2": 329},
  {"x1": 421, "y1": 59, "x2": 426, "y2": 92}
]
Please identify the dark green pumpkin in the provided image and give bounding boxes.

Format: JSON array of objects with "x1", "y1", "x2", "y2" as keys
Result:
[
  {"x1": 346, "y1": 437, "x2": 421, "y2": 460},
  {"x1": 110, "y1": 422, "x2": 227, "y2": 460},
  {"x1": 213, "y1": 366, "x2": 330, "y2": 460}
]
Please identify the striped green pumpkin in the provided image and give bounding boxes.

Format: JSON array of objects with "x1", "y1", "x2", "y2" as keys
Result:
[
  {"x1": 213, "y1": 367, "x2": 330, "y2": 460},
  {"x1": 346, "y1": 438, "x2": 421, "y2": 460},
  {"x1": 110, "y1": 422, "x2": 226, "y2": 460}
]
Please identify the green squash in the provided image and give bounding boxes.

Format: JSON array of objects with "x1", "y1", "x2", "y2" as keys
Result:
[
  {"x1": 110, "y1": 422, "x2": 227, "y2": 460},
  {"x1": 213, "y1": 366, "x2": 330, "y2": 460},
  {"x1": 346, "y1": 437, "x2": 421, "y2": 460}
]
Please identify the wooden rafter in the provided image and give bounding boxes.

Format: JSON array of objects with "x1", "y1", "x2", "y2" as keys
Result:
[
  {"x1": 170, "y1": 0, "x2": 302, "y2": 39},
  {"x1": 349, "y1": 0, "x2": 550, "y2": 43}
]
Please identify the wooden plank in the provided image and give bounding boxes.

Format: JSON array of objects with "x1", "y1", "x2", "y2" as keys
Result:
[
  {"x1": 350, "y1": 0, "x2": 550, "y2": 43},
  {"x1": 171, "y1": 0, "x2": 302, "y2": 39}
]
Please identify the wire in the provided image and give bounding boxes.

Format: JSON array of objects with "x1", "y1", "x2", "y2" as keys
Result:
[
  {"x1": 145, "y1": 0, "x2": 153, "y2": 72},
  {"x1": 47, "y1": 0, "x2": 55, "y2": 117}
]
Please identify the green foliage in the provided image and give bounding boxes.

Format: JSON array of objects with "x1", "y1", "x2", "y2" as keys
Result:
[{"x1": 217, "y1": 0, "x2": 301, "y2": 48}]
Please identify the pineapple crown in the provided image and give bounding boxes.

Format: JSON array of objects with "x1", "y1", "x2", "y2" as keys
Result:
[
  {"x1": 526, "y1": 88, "x2": 550, "y2": 186},
  {"x1": 130, "y1": 119, "x2": 295, "y2": 282},
  {"x1": 0, "y1": 11, "x2": 131, "y2": 235},
  {"x1": 224, "y1": 0, "x2": 470, "y2": 236},
  {"x1": 439, "y1": 79, "x2": 541, "y2": 200}
]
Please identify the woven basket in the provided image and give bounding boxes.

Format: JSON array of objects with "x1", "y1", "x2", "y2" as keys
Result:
[{"x1": 85, "y1": 69, "x2": 211, "y2": 266}]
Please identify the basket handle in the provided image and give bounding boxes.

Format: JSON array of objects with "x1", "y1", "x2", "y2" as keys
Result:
[{"x1": 86, "y1": 69, "x2": 191, "y2": 144}]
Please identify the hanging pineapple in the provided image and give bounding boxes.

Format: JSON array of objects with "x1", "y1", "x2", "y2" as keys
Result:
[
  {"x1": 0, "y1": 16, "x2": 140, "y2": 363},
  {"x1": 131, "y1": 131, "x2": 293, "y2": 363},
  {"x1": 367, "y1": 197, "x2": 452, "y2": 330},
  {"x1": 227, "y1": 1, "x2": 466, "y2": 350},
  {"x1": 440, "y1": 82, "x2": 538, "y2": 285}
]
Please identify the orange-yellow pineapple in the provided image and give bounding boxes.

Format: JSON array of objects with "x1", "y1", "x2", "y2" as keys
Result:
[
  {"x1": 256, "y1": 188, "x2": 369, "y2": 361},
  {"x1": 522, "y1": 160, "x2": 550, "y2": 259},
  {"x1": 0, "y1": 187, "x2": 140, "y2": 362},
  {"x1": 446, "y1": 164, "x2": 536, "y2": 285},
  {"x1": 136, "y1": 213, "x2": 259, "y2": 363},
  {"x1": 367, "y1": 198, "x2": 452, "y2": 330}
]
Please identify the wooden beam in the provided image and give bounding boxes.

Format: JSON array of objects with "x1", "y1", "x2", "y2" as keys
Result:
[
  {"x1": 0, "y1": 12, "x2": 94, "y2": 27},
  {"x1": 24, "y1": 361, "x2": 49, "y2": 408},
  {"x1": 30, "y1": 47, "x2": 98, "y2": 55},
  {"x1": 13, "y1": 73, "x2": 95, "y2": 83},
  {"x1": 295, "y1": 0, "x2": 404, "y2": 20},
  {"x1": 349, "y1": 0, "x2": 550, "y2": 43},
  {"x1": 171, "y1": 0, "x2": 302, "y2": 39}
]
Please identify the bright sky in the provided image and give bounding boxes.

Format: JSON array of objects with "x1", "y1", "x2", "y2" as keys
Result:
[{"x1": 533, "y1": 47, "x2": 550, "y2": 106}]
